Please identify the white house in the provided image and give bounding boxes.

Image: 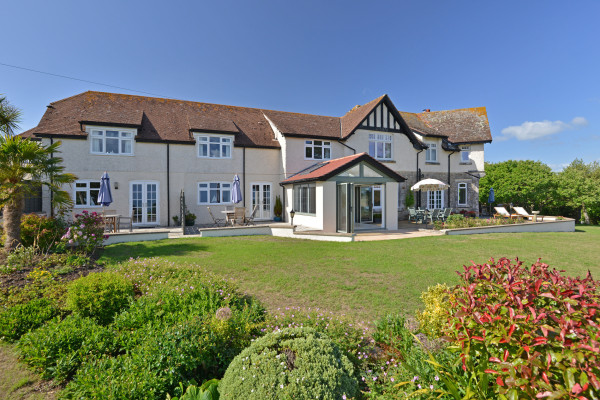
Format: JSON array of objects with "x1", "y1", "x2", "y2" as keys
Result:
[{"x1": 22, "y1": 91, "x2": 492, "y2": 233}]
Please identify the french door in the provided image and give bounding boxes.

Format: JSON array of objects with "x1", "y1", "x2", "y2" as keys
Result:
[
  {"x1": 251, "y1": 183, "x2": 272, "y2": 220},
  {"x1": 130, "y1": 181, "x2": 159, "y2": 225}
]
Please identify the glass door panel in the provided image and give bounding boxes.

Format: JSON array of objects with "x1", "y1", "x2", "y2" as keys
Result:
[
  {"x1": 251, "y1": 183, "x2": 272, "y2": 220},
  {"x1": 337, "y1": 183, "x2": 351, "y2": 233},
  {"x1": 360, "y1": 186, "x2": 373, "y2": 223},
  {"x1": 130, "y1": 181, "x2": 159, "y2": 225},
  {"x1": 146, "y1": 183, "x2": 157, "y2": 223},
  {"x1": 132, "y1": 184, "x2": 143, "y2": 224}
]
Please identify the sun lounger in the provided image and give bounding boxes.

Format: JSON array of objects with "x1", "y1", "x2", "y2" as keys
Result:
[
  {"x1": 513, "y1": 206, "x2": 543, "y2": 221},
  {"x1": 493, "y1": 206, "x2": 522, "y2": 220}
]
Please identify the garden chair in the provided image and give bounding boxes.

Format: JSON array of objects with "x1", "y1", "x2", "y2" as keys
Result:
[
  {"x1": 425, "y1": 209, "x2": 440, "y2": 224},
  {"x1": 101, "y1": 209, "x2": 118, "y2": 233},
  {"x1": 244, "y1": 205, "x2": 258, "y2": 225},
  {"x1": 232, "y1": 207, "x2": 246, "y2": 226},
  {"x1": 438, "y1": 208, "x2": 452, "y2": 222},
  {"x1": 407, "y1": 207, "x2": 417, "y2": 222},
  {"x1": 207, "y1": 207, "x2": 226, "y2": 227},
  {"x1": 118, "y1": 209, "x2": 134, "y2": 232}
]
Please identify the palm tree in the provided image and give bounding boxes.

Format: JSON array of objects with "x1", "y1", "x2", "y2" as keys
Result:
[
  {"x1": 0, "y1": 96, "x2": 21, "y2": 136},
  {"x1": 0, "y1": 135, "x2": 76, "y2": 250}
]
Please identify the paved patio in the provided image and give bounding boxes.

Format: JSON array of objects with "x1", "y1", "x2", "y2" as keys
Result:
[{"x1": 104, "y1": 220, "x2": 443, "y2": 244}]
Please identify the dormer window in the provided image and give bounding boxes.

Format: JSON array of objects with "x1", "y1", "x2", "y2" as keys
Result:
[
  {"x1": 460, "y1": 145, "x2": 471, "y2": 163},
  {"x1": 425, "y1": 142, "x2": 437, "y2": 162},
  {"x1": 197, "y1": 134, "x2": 232, "y2": 159},
  {"x1": 90, "y1": 128, "x2": 134, "y2": 155}
]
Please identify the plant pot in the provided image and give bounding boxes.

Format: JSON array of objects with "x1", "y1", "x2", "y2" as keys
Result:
[{"x1": 273, "y1": 216, "x2": 282, "y2": 222}]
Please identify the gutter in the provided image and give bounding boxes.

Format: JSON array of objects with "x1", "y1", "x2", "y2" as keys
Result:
[
  {"x1": 447, "y1": 147, "x2": 459, "y2": 208},
  {"x1": 167, "y1": 143, "x2": 170, "y2": 226},
  {"x1": 415, "y1": 149, "x2": 423, "y2": 208},
  {"x1": 337, "y1": 139, "x2": 356, "y2": 154},
  {"x1": 50, "y1": 137, "x2": 54, "y2": 217}
]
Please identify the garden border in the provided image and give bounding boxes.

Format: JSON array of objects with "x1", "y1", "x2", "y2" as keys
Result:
[{"x1": 441, "y1": 218, "x2": 575, "y2": 235}]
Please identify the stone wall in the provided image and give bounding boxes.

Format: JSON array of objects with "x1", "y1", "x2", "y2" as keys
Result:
[{"x1": 397, "y1": 170, "x2": 480, "y2": 219}]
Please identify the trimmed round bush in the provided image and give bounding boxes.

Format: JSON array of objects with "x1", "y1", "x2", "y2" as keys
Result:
[
  {"x1": 219, "y1": 327, "x2": 358, "y2": 400},
  {"x1": 66, "y1": 272, "x2": 134, "y2": 325}
]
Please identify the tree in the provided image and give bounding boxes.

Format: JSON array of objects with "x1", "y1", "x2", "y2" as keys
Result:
[
  {"x1": 0, "y1": 135, "x2": 76, "y2": 250},
  {"x1": 556, "y1": 159, "x2": 600, "y2": 224},
  {"x1": 479, "y1": 160, "x2": 557, "y2": 213},
  {"x1": 0, "y1": 96, "x2": 21, "y2": 136}
]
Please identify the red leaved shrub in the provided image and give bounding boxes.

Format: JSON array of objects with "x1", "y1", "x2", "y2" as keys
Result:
[{"x1": 443, "y1": 258, "x2": 599, "y2": 399}]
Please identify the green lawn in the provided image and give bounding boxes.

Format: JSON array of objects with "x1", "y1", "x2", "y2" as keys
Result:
[{"x1": 100, "y1": 226, "x2": 600, "y2": 322}]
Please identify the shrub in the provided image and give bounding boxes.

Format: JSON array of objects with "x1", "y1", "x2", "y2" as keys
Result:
[
  {"x1": 185, "y1": 212, "x2": 196, "y2": 226},
  {"x1": 18, "y1": 314, "x2": 115, "y2": 383},
  {"x1": 415, "y1": 283, "x2": 451, "y2": 338},
  {"x1": 4, "y1": 245, "x2": 38, "y2": 272},
  {"x1": 219, "y1": 327, "x2": 358, "y2": 400},
  {"x1": 362, "y1": 314, "x2": 450, "y2": 399},
  {"x1": 442, "y1": 258, "x2": 600, "y2": 399},
  {"x1": 167, "y1": 379, "x2": 220, "y2": 400},
  {"x1": 0, "y1": 298, "x2": 59, "y2": 342},
  {"x1": 20, "y1": 214, "x2": 67, "y2": 252},
  {"x1": 61, "y1": 211, "x2": 106, "y2": 255},
  {"x1": 66, "y1": 272, "x2": 134, "y2": 325},
  {"x1": 264, "y1": 306, "x2": 370, "y2": 367},
  {"x1": 62, "y1": 311, "x2": 259, "y2": 400}
]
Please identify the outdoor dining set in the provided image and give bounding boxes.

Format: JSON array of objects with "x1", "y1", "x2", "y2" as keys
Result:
[
  {"x1": 207, "y1": 205, "x2": 258, "y2": 227},
  {"x1": 407, "y1": 207, "x2": 453, "y2": 224}
]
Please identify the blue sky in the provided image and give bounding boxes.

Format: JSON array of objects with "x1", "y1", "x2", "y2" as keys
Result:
[{"x1": 2, "y1": 0, "x2": 599, "y2": 170}]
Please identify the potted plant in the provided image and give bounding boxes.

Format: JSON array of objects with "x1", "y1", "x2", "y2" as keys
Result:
[
  {"x1": 184, "y1": 212, "x2": 196, "y2": 226},
  {"x1": 172, "y1": 215, "x2": 181, "y2": 226},
  {"x1": 273, "y1": 195, "x2": 283, "y2": 222}
]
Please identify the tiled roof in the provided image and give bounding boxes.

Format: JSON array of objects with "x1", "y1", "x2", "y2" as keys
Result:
[
  {"x1": 22, "y1": 91, "x2": 491, "y2": 146},
  {"x1": 263, "y1": 110, "x2": 340, "y2": 138},
  {"x1": 403, "y1": 107, "x2": 493, "y2": 143},
  {"x1": 23, "y1": 91, "x2": 280, "y2": 148},
  {"x1": 281, "y1": 152, "x2": 405, "y2": 184},
  {"x1": 340, "y1": 95, "x2": 385, "y2": 138}
]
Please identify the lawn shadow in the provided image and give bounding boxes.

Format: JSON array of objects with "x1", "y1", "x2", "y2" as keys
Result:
[{"x1": 101, "y1": 241, "x2": 210, "y2": 263}]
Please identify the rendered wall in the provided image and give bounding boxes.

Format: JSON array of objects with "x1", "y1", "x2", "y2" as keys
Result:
[{"x1": 46, "y1": 136, "x2": 283, "y2": 226}]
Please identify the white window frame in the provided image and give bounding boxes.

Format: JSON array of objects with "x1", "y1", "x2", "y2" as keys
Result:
[
  {"x1": 293, "y1": 183, "x2": 316, "y2": 215},
  {"x1": 425, "y1": 142, "x2": 437, "y2": 162},
  {"x1": 460, "y1": 145, "x2": 471, "y2": 163},
  {"x1": 458, "y1": 183, "x2": 468, "y2": 206},
  {"x1": 88, "y1": 126, "x2": 135, "y2": 156},
  {"x1": 368, "y1": 133, "x2": 393, "y2": 160},
  {"x1": 195, "y1": 134, "x2": 233, "y2": 159},
  {"x1": 198, "y1": 182, "x2": 232, "y2": 205},
  {"x1": 73, "y1": 180, "x2": 102, "y2": 208},
  {"x1": 304, "y1": 140, "x2": 331, "y2": 160},
  {"x1": 427, "y1": 190, "x2": 444, "y2": 209}
]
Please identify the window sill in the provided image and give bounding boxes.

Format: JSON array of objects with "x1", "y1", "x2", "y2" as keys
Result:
[
  {"x1": 197, "y1": 157, "x2": 233, "y2": 160},
  {"x1": 91, "y1": 153, "x2": 135, "y2": 157},
  {"x1": 425, "y1": 161, "x2": 440, "y2": 165},
  {"x1": 304, "y1": 158, "x2": 331, "y2": 161},
  {"x1": 294, "y1": 212, "x2": 316, "y2": 216},
  {"x1": 459, "y1": 162, "x2": 472, "y2": 165},
  {"x1": 379, "y1": 160, "x2": 396, "y2": 163}
]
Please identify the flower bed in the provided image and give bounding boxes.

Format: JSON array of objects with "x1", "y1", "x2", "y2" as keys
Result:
[{"x1": 434, "y1": 214, "x2": 525, "y2": 230}]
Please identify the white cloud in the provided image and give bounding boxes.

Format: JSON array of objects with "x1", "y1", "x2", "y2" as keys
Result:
[
  {"x1": 499, "y1": 116, "x2": 588, "y2": 141},
  {"x1": 571, "y1": 116, "x2": 588, "y2": 126}
]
